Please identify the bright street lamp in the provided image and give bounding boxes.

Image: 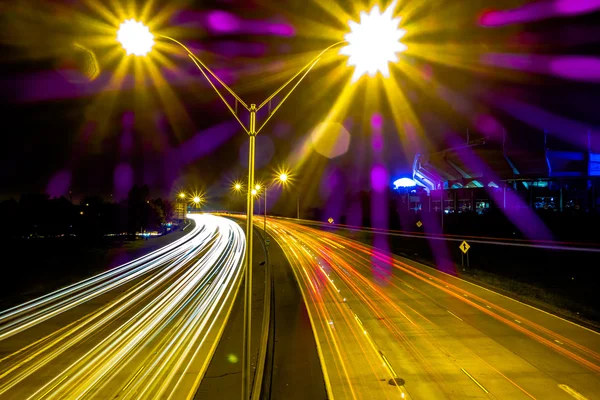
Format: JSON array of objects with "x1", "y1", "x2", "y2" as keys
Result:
[
  {"x1": 116, "y1": 19, "x2": 154, "y2": 56},
  {"x1": 116, "y1": 6, "x2": 407, "y2": 397},
  {"x1": 261, "y1": 169, "x2": 292, "y2": 234},
  {"x1": 340, "y1": 0, "x2": 407, "y2": 81}
]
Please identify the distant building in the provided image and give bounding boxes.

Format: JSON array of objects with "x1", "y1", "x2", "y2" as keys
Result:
[{"x1": 410, "y1": 132, "x2": 600, "y2": 213}]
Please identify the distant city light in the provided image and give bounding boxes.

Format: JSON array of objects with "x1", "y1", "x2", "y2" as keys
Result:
[
  {"x1": 393, "y1": 177, "x2": 416, "y2": 189},
  {"x1": 117, "y1": 19, "x2": 154, "y2": 56}
]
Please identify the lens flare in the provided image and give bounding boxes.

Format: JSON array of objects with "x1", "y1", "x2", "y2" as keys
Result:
[
  {"x1": 340, "y1": 1, "x2": 407, "y2": 82},
  {"x1": 117, "y1": 19, "x2": 155, "y2": 56}
]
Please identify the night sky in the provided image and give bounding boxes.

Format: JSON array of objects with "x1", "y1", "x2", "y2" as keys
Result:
[{"x1": 1, "y1": 0, "x2": 599, "y2": 211}]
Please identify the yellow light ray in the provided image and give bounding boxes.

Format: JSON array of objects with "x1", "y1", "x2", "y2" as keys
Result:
[
  {"x1": 82, "y1": 0, "x2": 121, "y2": 27},
  {"x1": 145, "y1": 58, "x2": 195, "y2": 140}
]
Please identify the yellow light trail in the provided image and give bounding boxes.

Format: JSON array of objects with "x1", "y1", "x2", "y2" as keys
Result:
[
  {"x1": 263, "y1": 217, "x2": 600, "y2": 400},
  {"x1": 0, "y1": 214, "x2": 245, "y2": 399}
]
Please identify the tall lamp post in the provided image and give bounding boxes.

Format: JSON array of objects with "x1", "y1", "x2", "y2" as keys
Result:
[
  {"x1": 176, "y1": 192, "x2": 187, "y2": 223},
  {"x1": 116, "y1": 3, "x2": 407, "y2": 397},
  {"x1": 261, "y1": 172, "x2": 289, "y2": 234}
]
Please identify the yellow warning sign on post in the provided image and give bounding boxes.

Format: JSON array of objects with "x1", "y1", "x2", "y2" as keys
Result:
[
  {"x1": 416, "y1": 221, "x2": 422, "y2": 228},
  {"x1": 459, "y1": 241, "x2": 470, "y2": 254},
  {"x1": 328, "y1": 217, "x2": 334, "y2": 224}
]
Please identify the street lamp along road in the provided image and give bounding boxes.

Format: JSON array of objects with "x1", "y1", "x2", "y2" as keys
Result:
[
  {"x1": 261, "y1": 169, "x2": 292, "y2": 235},
  {"x1": 116, "y1": 3, "x2": 407, "y2": 397}
]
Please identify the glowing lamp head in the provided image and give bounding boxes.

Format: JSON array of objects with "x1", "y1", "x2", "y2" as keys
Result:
[
  {"x1": 234, "y1": 183, "x2": 242, "y2": 191},
  {"x1": 340, "y1": 1, "x2": 407, "y2": 82},
  {"x1": 279, "y1": 173, "x2": 288, "y2": 182},
  {"x1": 193, "y1": 196, "x2": 201, "y2": 204},
  {"x1": 255, "y1": 184, "x2": 261, "y2": 191},
  {"x1": 178, "y1": 192, "x2": 186, "y2": 199},
  {"x1": 251, "y1": 189, "x2": 258, "y2": 196},
  {"x1": 393, "y1": 177, "x2": 416, "y2": 189},
  {"x1": 117, "y1": 19, "x2": 155, "y2": 56}
]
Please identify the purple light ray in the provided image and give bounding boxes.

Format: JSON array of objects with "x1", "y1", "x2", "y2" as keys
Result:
[
  {"x1": 207, "y1": 11, "x2": 241, "y2": 33},
  {"x1": 370, "y1": 165, "x2": 389, "y2": 193},
  {"x1": 179, "y1": 121, "x2": 240, "y2": 165},
  {"x1": 479, "y1": 0, "x2": 600, "y2": 27},
  {"x1": 484, "y1": 93, "x2": 598, "y2": 149},
  {"x1": 370, "y1": 236, "x2": 393, "y2": 286},
  {"x1": 371, "y1": 113, "x2": 383, "y2": 130},
  {"x1": 446, "y1": 134, "x2": 553, "y2": 241},
  {"x1": 46, "y1": 169, "x2": 72, "y2": 198},
  {"x1": 322, "y1": 167, "x2": 344, "y2": 225},
  {"x1": 114, "y1": 163, "x2": 134, "y2": 201},
  {"x1": 482, "y1": 53, "x2": 600, "y2": 83}
]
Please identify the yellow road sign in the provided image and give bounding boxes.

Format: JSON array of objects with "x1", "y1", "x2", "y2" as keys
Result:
[
  {"x1": 416, "y1": 221, "x2": 422, "y2": 228},
  {"x1": 459, "y1": 241, "x2": 470, "y2": 254},
  {"x1": 328, "y1": 217, "x2": 334, "y2": 224}
]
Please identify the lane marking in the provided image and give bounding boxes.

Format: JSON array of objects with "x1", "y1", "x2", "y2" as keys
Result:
[
  {"x1": 447, "y1": 310, "x2": 463, "y2": 322},
  {"x1": 555, "y1": 339, "x2": 564, "y2": 345},
  {"x1": 515, "y1": 319, "x2": 522, "y2": 324},
  {"x1": 461, "y1": 368, "x2": 488, "y2": 394},
  {"x1": 558, "y1": 384, "x2": 588, "y2": 400}
]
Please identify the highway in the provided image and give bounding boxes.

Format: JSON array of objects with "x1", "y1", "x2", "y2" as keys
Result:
[
  {"x1": 0, "y1": 214, "x2": 245, "y2": 400},
  {"x1": 267, "y1": 218, "x2": 600, "y2": 400}
]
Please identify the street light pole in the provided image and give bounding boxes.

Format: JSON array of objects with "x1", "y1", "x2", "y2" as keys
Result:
[{"x1": 242, "y1": 106, "x2": 256, "y2": 399}]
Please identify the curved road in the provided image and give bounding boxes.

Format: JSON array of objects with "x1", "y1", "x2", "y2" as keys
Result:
[
  {"x1": 268, "y1": 218, "x2": 600, "y2": 400},
  {"x1": 0, "y1": 214, "x2": 245, "y2": 400}
]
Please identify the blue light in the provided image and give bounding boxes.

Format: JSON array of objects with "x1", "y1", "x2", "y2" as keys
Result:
[{"x1": 393, "y1": 177, "x2": 416, "y2": 189}]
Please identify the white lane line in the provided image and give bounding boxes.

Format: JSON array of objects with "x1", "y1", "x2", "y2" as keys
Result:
[
  {"x1": 486, "y1": 305, "x2": 492, "y2": 309},
  {"x1": 555, "y1": 339, "x2": 564, "y2": 345},
  {"x1": 514, "y1": 319, "x2": 522, "y2": 324},
  {"x1": 461, "y1": 368, "x2": 488, "y2": 394},
  {"x1": 558, "y1": 384, "x2": 588, "y2": 400},
  {"x1": 447, "y1": 310, "x2": 463, "y2": 321},
  {"x1": 404, "y1": 283, "x2": 414, "y2": 289}
]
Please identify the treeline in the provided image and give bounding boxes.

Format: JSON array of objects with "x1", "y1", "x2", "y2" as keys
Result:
[{"x1": 0, "y1": 185, "x2": 175, "y2": 240}]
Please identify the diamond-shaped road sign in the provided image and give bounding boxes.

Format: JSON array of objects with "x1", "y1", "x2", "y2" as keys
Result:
[
  {"x1": 328, "y1": 217, "x2": 334, "y2": 224},
  {"x1": 416, "y1": 221, "x2": 422, "y2": 228},
  {"x1": 459, "y1": 241, "x2": 470, "y2": 254}
]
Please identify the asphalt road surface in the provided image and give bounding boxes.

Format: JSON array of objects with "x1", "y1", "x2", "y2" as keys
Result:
[
  {"x1": 267, "y1": 218, "x2": 600, "y2": 400},
  {"x1": 0, "y1": 214, "x2": 245, "y2": 400}
]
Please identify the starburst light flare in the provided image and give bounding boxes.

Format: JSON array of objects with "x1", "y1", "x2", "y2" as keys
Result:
[
  {"x1": 117, "y1": 19, "x2": 155, "y2": 56},
  {"x1": 340, "y1": 1, "x2": 407, "y2": 82}
]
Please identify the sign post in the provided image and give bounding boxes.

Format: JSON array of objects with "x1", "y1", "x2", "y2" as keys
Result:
[{"x1": 459, "y1": 240, "x2": 470, "y2": 269}]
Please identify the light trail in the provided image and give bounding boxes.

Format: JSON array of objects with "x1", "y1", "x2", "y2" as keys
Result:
[
  {"x1": 0, "y1": 214, "x2": 245, "y2": 399},
  {"x1": 266, "y1": 218, "x2": 600, "y2": 400}
]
